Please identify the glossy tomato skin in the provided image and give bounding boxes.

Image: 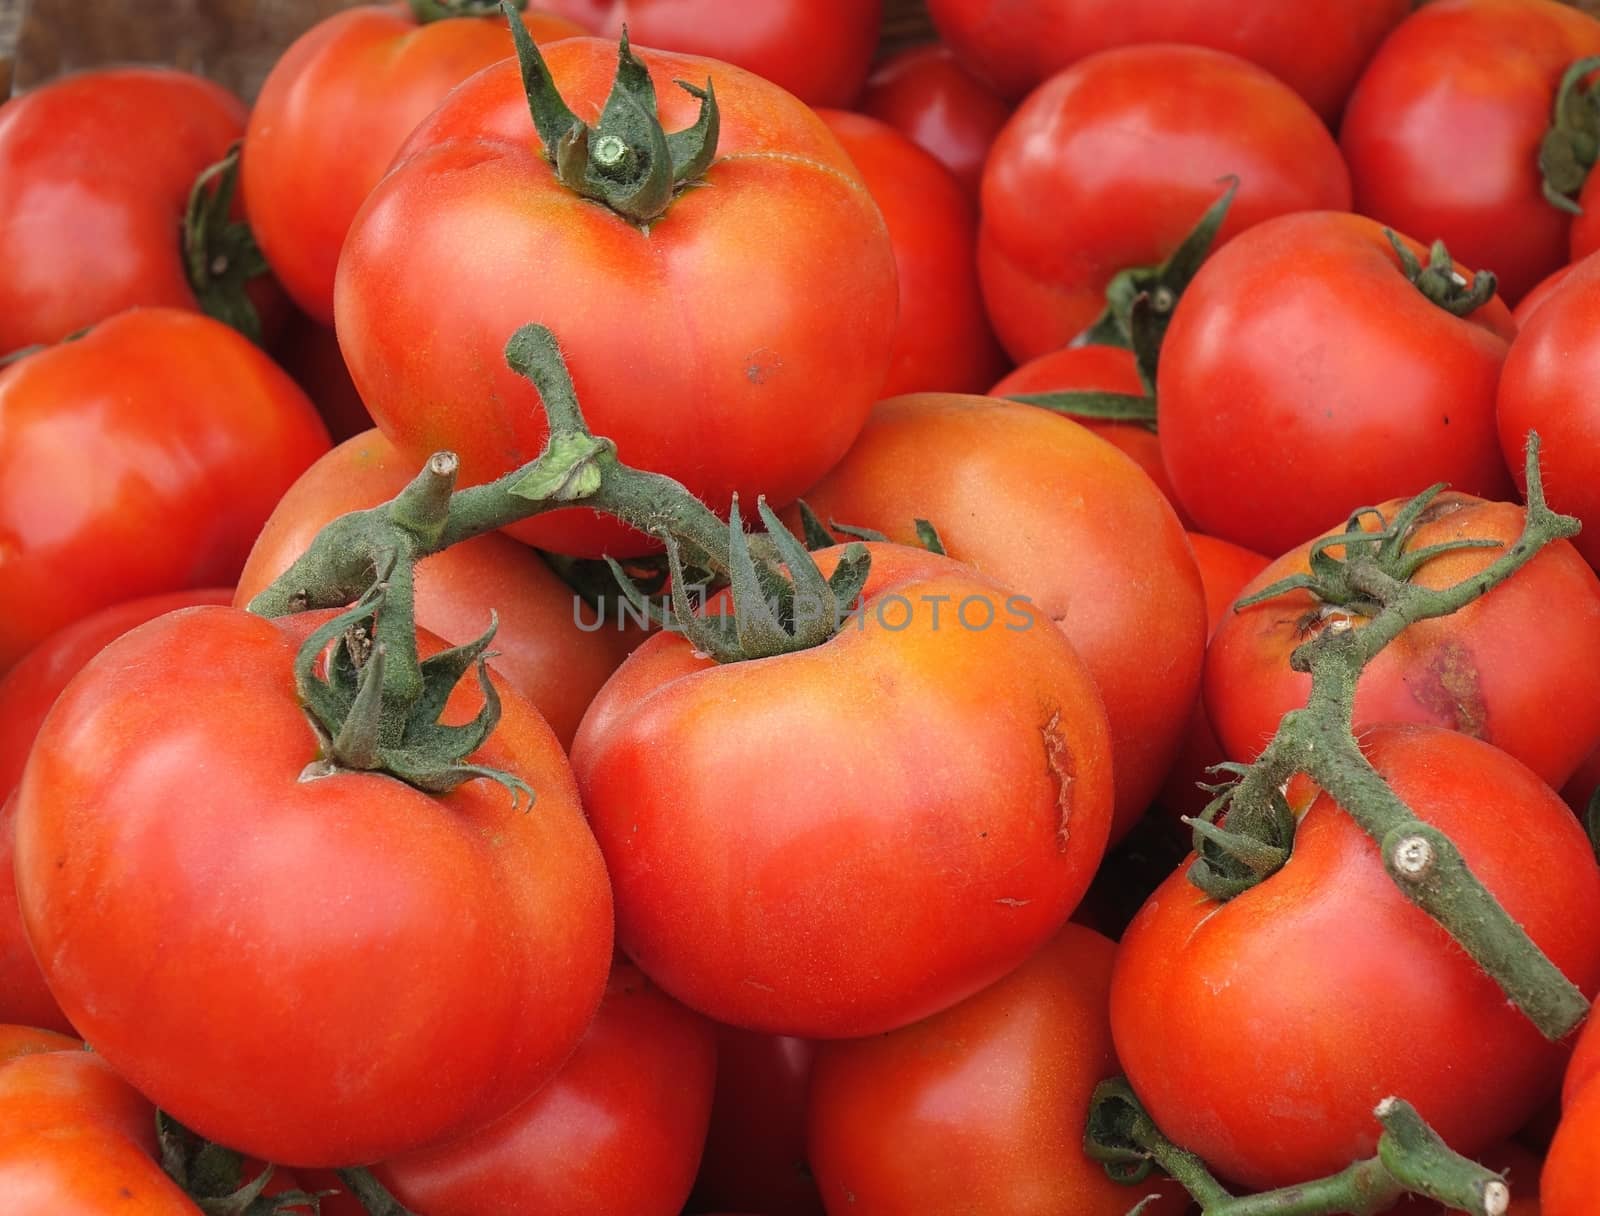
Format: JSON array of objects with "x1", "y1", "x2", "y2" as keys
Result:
[
  {"x1": 859, "y1": 43, "x2": 1011, "y2": 198},
  {"x1": 235, "y1": 429, "x2": 640, "y2": 749},
  {"x1": 796, "y1": 395, "x2": 1205, "y2": 841},
  {"x1": 337, "y1": 40, "x2": 898, "y2": 558},
  {"x1": 15, "y1": 607, "x2": 614, "y2": 1166},
  {"x1": 818, "y1": 110, "x2": 1006, "y2": 397},
  {"x1": 0, "y1": 68, "x2": 277, "y2": 354},
  {"x1": 0, "y1": 589, "x2": 232, "y2": 1035},
  {"x1": 1498, "y1": 252, "x2": 1600, "y2": 570},
  {"x1": 807, "y1": 923, "x2": 1187, "y2": 1216},
  {"x1": 1158, "y1": 212, "x2": 1517, "y2": 556},
  {"x1": 378, "y1": 960, "x2": 715, "y2": 1215},
  {"x1": 989, "y1": 345, "x2": 1178, "y2": 520},
  {"x1": 1113, "y1": 724, "x2": 1600, "y2": 1191},
  {"x1": 537, "y1": 0, "x2": 881, "y2": 107},
  {"x1": 0, "y1": 309, "x2": 330, "y2": 673},
  {"x1": 927, "y1": 0, "x2": 1406, "y2": 119},
  {"x1": 572, "y1": 544, "x2": 1114, "y2": 1038},
  {"x1": 1543, "y1": 1081, "x2": 1600, "y2": 1216},
  {"x1": 1341, "y1": 0, "x2": 1600, "y2": 305},
  {"x1": 1207, "y1": 495, "x2": 1600, "y2": 788},
  {"x1": 979, "y1": 44, "x2": 1351, "y2": 361},
  {"x1": 243, "y1": 3, "x2": 582, "y2": 324}
]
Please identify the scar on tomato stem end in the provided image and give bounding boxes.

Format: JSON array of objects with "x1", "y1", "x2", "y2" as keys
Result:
[{"x1": 1042, "y1": 709, "x2": 1074, "y2": 852}]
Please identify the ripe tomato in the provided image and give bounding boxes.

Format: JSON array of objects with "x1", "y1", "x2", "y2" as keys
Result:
[
  {"x1": 818, "y1": 110, "x2": 1006, "y2": 396},
  {"x1": 1498, "y1": 251, "x2": 1600, "y2": 570},
  {"x1": 14, "y1": 606, "x2": 614, "y2": 1166},
  {"x1": 0, "y1": 68, "x2": 278, "y2": 353},
  {"x1": 795, "y1": 394, "x2": 1206, "y2": 841},
  {"x1": 1512, "y1": 260, "x2": 1578, "y2": 329},
  {"x1": 235, "y1": 429, "x2": 640, "y2": 749},
  {"x1": 858, "y1": 43, "x2": 1011, "y2": 198},
  {"x1": 537, "y1": 0, "x2": 882, "y2": 107},
  {"x1": 808, "y1": 922, "x2": 1188, "y2": 1216},
  {"x1": 925, "y1": 0, "x2": 1407, "y2": 121},
  {"x1": 378, "y1": 959, "x2": 714, "y2": 1214},
  {"x1": 0, "y1": 308, "x2": 329, "y2": 673},
  {"x1": 1543, "y1": 1080, "x2": 1600, "y2": 1216},
  {"x1": 337, "y1": 38, "x2": 897, "y2": 558},
  {"x1": 1341, "y1": 0, "x2": 1600, "y2": 305},
  {"x1": 1158, "y1": 212, "x2": 1516, "y2": 557},
  {"x1": 1563, "y1": 1010, "x2": 1600, "y2": 1108},
  {"x1": 243, "y1": 3, "x2": 582, "y2": 324},
  {"x1": 1112, "y1": 724, "x2": 1600, "y2": 1191},
  {"x1": 979, "y1": 43, "x2": 1351, "y2": 361},
  {"x1": 572, "y1": 543, "x2": 1114, "y2": 1038},
  {"x1": 1206, "y1": 494, "x2": 1600, "y2": 789}
]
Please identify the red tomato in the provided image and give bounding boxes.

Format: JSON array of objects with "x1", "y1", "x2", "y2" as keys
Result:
[
  {"x1": 693, "y1": 1029, "x2": 822, "y2": 1216},
  {"x1": 808, "y1": 922, "x2": 1188, "y2": 1216},
  {"x1": 337, "y1": 38, "x2": 897, "y2": 558},
  {"x1": 818, "y1": 109, "x2": 1006, "y2": 396},
  {"x1": 979, "y1": 44, "x2": 1351, "y2": 361},
  {"x1": 378, "y1": 960, "x2": 714, "y2": 1214},
  {"x1": 0, "y1": 589, "x2": 232, "y2": 1035},
  {"x1": 795, "y1": 394, "x2": 1206, "y2": 841},
  {"x1": 1341, "y1": 0, "x2": 1600, "y2": 305},
  {"x1": 1543, "y1": 1080, "x2": 1600, "y2": 1216},
  {"x1": 1113, "y1": 724, "x2": 1600, "y2": 1191},
  {"x1": 988, "y1": 344, "x2": 1179, "y2": 520},
  {"x1": 537, "y1": 0, "x2": 882, "y2": 107},
  {"x1": 14, "y1": 606, "x2": 614, "y2": 1166},
  {"x1": 235, "y1": 429, "x2": 640, "y2": 749},
  {"x1": 0, "y1": 309, "x2": 329, "y2": 673},
  {"x1": 1158, "y1": 212, "x2": 1516, "y2": 557},
  {"x1": 243, "y1": 3, "x2": 582, "y2": 324},
  {"x1": 926, "y1": 0, "x2": 1407, "y2": 120},
  {"x1": 1564, "y1": 1012, "x2": 1600, "y2": 1108},
  {"x1": 858, "y1": 43, "x2": 1011, "y2": 198},
  {"x1": 1206, "y1": 494, "x2": 1600, "y2": 789},
  {"x1": 572, "y1": 543, "x2": 1114, "y2": 1038},
  {"x1": 1513, "y1": 261, "x2": 1579, "y2": 330},
  {"x1": 1498, "y1": 252, "x2": 1600, "y2": 570},
  {"x1": 0, "y1": 68, "x2": 280, "y2": 353}
]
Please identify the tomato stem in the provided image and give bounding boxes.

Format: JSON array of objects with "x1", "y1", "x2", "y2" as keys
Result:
[
  {"x1": 182, "y1": 144, "x2": 270, "y2": 345},
  {"x1": 407, "y1": 0, "x2": 525, "y2": 22},
  {"x1": 1086, "y1": 1078, "x2": 1512, "y2": 1216},
  {"x1": 335, "y1": 1167, "x2": 420, "y2": 1216}
]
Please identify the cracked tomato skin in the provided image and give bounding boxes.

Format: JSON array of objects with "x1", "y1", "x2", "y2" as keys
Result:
[
  {"x1": 1205, "y1": 494, "x2": 1600, "y2": 789},
  {"x1": 14, "y1": 606, "x2": 613, "y2": 1167},
  {"x1": 1112, "y1": 723, "x2": 1600, "y2": 1192},
  {"x1": 571, "y1": 543, "x2": 1113, "y2": 1039},
  {"x1": 336, "y1": 38, "x2": 898, "y2": 559}
]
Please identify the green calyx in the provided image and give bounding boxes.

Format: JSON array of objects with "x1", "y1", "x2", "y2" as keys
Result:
[
  {"x1": 1085, "y1": 1079, "x2": 1514, "y2": 1216},
  {"x1": 157, "y1": 1113, "x2": 325, "y2": 1216},
  {"x1": 183, "y1": 143, "x2": 271, "y2": 345},
  {"x1": 1540, "y1": 54, "x2": 1600, "y2": 216},
  {"x1": 793, "y1": 500, "x2": 948, "y2": 557},
  {"x1": 502, "y1": 0, "x2": 719, "y2": 226},
  {"x1": 409, "y1": 0, "x2": 524, "y2": 21},
  {"x1": 1181, "y1": 437, "x2": 1589, "y2": 1042},
  {"x1": 1078, "y1": 176, "x2": 1237, "y2": 353},
  {"x1": 1383, "y1": 230, "x2": 1497, "y2": 317}
]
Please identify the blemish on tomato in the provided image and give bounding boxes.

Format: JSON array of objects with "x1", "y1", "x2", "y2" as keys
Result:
[
  {"x1": 1405, "y1": 638, "x2": 1487, "y2": 737},
  {"x1": 1042, "y1": 710, "x2": 1074, "y2": 852}
]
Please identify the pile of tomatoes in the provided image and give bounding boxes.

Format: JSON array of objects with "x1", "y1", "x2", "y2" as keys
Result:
[{"x1": 5, "y1": 0, "x2": 1600, "y2": 1212}]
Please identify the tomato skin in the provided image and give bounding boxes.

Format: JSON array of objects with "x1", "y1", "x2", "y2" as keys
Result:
[
  {"x1": 926, "y1": 0, "x2": 1407, "y2": 120},
  {"x1": 796, "y1": 394, "x2": 1205, "y2": 841},
  {"x1": 378, "y1": 960, "x2": 714, "y2": 1215},
  {"x1": 1543, "y1": 1080, "x2": 1600, "y2": 1216},
  {"x1": 572, "y1": 543, "x2": 1114, "y2": 1038},
  {"x1": 988, "y1": 345, "x2": 1179, "y2": 521},
  {"x1": 858, "y1": 43, "x2": 1011, "y2": 199},
  {"x1": 1498, "y1": 253, "x2": 1600, "y2": 571},
  {"x1": 1208, "y1": 495, "x2": 1600, "y2": 789},
  {"x1": 0, "y1": 68, "x2": 279, "y2": 354},
  {"x1": 1512, "y1": 261, "x2": 1578, "y2": 330},
  {"x1": 15, "y1": 606, "x2": 614, "y2": 1166},
  {"x1": 243, "y1": 4, "x2": 582, "y2": 324},
  {"x1": 1158, "y1": 212, "x2": 1516, "y2": 557},
  {"x1": 337, "y1": 40, "x2": 898, "y2": 558},
  {"x1": 1112, "y1": 724, "x2": 1600, "y2": 1191},
  {"x1": 818, "y1": 110, "x2": 1006, "y2": 397},
  {"x1": 1341, "y1": 0, "x2": 1600, "y2": 305},
  {"x1": 979, "y1": 44, "x2": 1351, "y2": 361},
  {"x1": 537, "y1": 0, "x2": 882, "y2": 107},
  {"x1": 1563, "y1": 1012, "x2": 1600, "y2": 1108},
  {"x1": 0, "y1": 309, "x2": 330, "y2": 673},
  {"x1": 234, "y1": 429, "x2": 640, "y2": 749},
  {"x1": 807, "y1": 923, "x2": 1187, "y2": 1216}
]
